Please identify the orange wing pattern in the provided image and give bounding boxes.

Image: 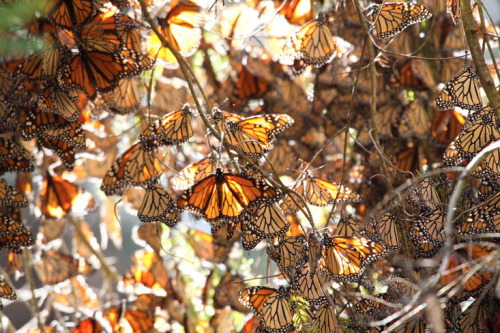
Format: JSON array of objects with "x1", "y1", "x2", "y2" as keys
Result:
[{"x1": 177, "y1": 168, "x2": 277, "y2": 224}]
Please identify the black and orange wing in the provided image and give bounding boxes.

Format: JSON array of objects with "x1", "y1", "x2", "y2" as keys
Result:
[
  {"x1": 177, "y1": 168, "x2": 277, "y2": 224},
  {"x1": 321, "y1": 234, "x2": 386, "y2": 281},
  {"x1": 171, "y1": 156, "x2": 216, "y2": 191},
  {"x1": 138, "y1": 183, "x2": 179, "y2": 227},
  {"x1": 436, "y1": 67, "x2": 483, "y2": 111},
  {"x1": 296, "y1": 173, "x2": 360, "y2": 207},
  {"x1": 101, "y1": 142, "x2": 163, "y2": 196},
  {"x1": 0, "y1": 138, "x2": 34, "y2": 175},
  {"x1": 45, "y1": 0, "x2": 94, "y2": 29},
  {"x1": 366, "y1": 2, "x2": 432, "y2": 39},
  {"x1": 0, "y1": 180, "x2": 27, "y2": 208},
  {"x1": 139, "y1": 104, "x2": 194, "y2": 149}
]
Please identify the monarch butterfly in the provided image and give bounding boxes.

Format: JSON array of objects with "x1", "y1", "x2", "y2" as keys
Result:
[
  {"x1": 293, "y1": 262, "x2": 328, "y2": 306},
  {"x1": 171, "y1": 156, "x2": 216, "y2": 191},
  {"x1": 37, "y1": 84, "x2": 82, "y2": 122},
  {"x1": 334, "y1": 215, "x2": 361, "y2": 237},
  {"x1": 123, "y1": 250, "x2": 170, "y2": 291},
  {"x1": 265, "y1": 139, "x2": 297, "y2": 175},
  {"x1": 0, "y1": 179, "x2": 27, "y2": 208},
  {"x1": 62, "y1": 49, "x2": 131, "y2": 100},
  {"x1": 119, "y1": 15, "x2": 153, "y2": 69},
  {"x1": 310, "y1": 303, "x2": 336, "y2": 333},
  {"x1": 354, "y1": 293, "x2": 394, "y2": 320},
  {"x1": 440, "y1": 245, "x2": 494, "y2": 301},
  {"x1": 321, "y1": 234, "x2": 386, "y2": 281},
  {"x1": 72, "y1": 318, "x2": 102, "y2": 333},
  {"x1": 0, "y1": 276, "x2": 16, "y2": 310},
  {"x1": 431, "y1": 109, "x2": 465, "y2": 146},
  {"x1": 362, "y1": 211, "x2": 399, "y2": 253},
  {"x1": 186, "y1": 228, "x2": 233, "y2": 264},
  {"x1": 407, "y1": 178, "x2": 441, "y2": 212},
  {"x1": 238, "y1": 286, "x2": 294, "y2": 333},
  {"x1": 245, "y1": 201, "x2": 290, "y2": 240},
  {"x1": 149, "y1": 0, "x2": 203, "y2": 66},
  {"x1": 22, "y1": 106, "x2": 67, "y2": 140},
  {"x1": 436, "y1": 67, "x2": 483, "y2": 111},
  {"x1": 14, "y1": 33, "x2": 62, "y2": 82},
  {"x1": 103, "y1": 306, "x2": 155, "y2": 333},
  {"x1": 212, "y1": 271, "x2": 249, "y2": 313},
  {"x1": 40, "y1": 172, "x2": 95, "y2": 219},
  {"x1": 38, "y1": 133, "x2": 85, "y2": 171},
  {"x1": 212, "y1": 108, "x2": 243, "y2": 124},
  {"x1": 0, "y1": 138, "x2": 34, "y2": 174},
  {"x1": 472, "y1": 143, "x2": 500, "y2": 178},
  {"x1": 398, "y1": 98, "x2": 430, "y2": 139},
  {"x1": 37, "y1": 250, "x2": 94, "y2": 285},
  {"x1": 307, "y1": 232, "x2": 323, "y2": 275},
  {"x1": 389, "y1": 275, "x2": 418, "y2": 304},
  {"x1": 101, "y1": 78, "x2": 141, "y2": 115},
  {"x1": 457, "y1": 297, "x2": 498, "y2": 333},
  {"x1": 134, "y1": 223, "x2": 164, "y2": 254},
  {"x1": 23, "y1": 107, "x2": 86, "y2": 170},
  {"x1": 275, "y1": 0, "x2": 314, "y2": 25},
  {"x1": 0, "y1": 213, "x2": 27, "y2": 238},
  {"x1": 392, "y1": 60, "x2": 431, "y2": 90},
  {"x1": 281, "y1": 13, "x2": 337, "y2": 75},
  {"x1": 367, "y1": 102, "x2": 401, "y2": 140},
  {"x1": 139, "y1": 104, "x2": 194, "y2": 150},
  {"x1": 0, "y1": 207, "x2": 34, "y2": 253},
  {"x1": 214, "y1": 110, "x2": 294, "y2": 158},
  {"x1": 394, "y1": 146, "x2": 421, "y2": 175},
  {"x1": 409, "y1": 209, "x2": 445, "y2": 258},
  {"x1": 366, "y1": 3, "x2": 432, "y2": 39},
  {"x1": 137, "y1": 183, "x2": 179, "y2": 227},
  {"x1": 459, "y1": 195, "x2": 499, "y2": 237},
  {"x1": 447, "y1": 0, "x2": 460, "y2": 24},
  {"x1": 100, "y1": 142, "x2": 163, "y2": 196},
  {"x1": 473, "y1": 175, "x2": 500, "y2": 202},
  {"x1": 218, "y1": 4, "x2": 260, "y2": 51},
  {"x1": 62, "y1": 6, "x2": 140, "y2": 99},
  {"x1": 267, "y1": 235, "x2": 307, "y2": 272},
  {"x1": 235, "y1": 65, "x2": 270, "y2": 101},
  {"x1": 177, "y1": 168, "x2": 277, "y2": 224},
  {"x1": 294, "y1": 171, "x2": 360, "y2": 207},
  {"x1": 44, "y1": 0, "x2": 94, "y2": 29},
  {"x1": 443, "y1": 106, "x2": 500, "y2": 166},
  {"x1": 443, "y1": 24, "x2": 465, "y2": 52}
]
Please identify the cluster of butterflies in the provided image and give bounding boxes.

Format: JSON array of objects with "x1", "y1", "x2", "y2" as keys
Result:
[{"x1": 0, "y1": 0, "x2": 499, "y2": 332}]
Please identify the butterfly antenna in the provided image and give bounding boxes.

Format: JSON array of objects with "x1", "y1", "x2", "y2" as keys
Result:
[
  {"x1": 113, "y1": 189, "x2": 128, "y2": 226},
  {"x1": 158, "y1": 224, "x2": 195, "y2": 263}
]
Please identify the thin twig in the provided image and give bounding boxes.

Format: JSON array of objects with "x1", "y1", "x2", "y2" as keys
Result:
[
  {"x1": 67, "y1": 216, "x2": 120, "y2": 283},
  {"x1": 23, "y1": 249, "x2": 44, "y2": 333},
  {"x1": 477, "y1": 0, "x2": 500, "y2": 86},
  {"x1": 326, "y1": 36, "x2": 366, "y2": 227},
  {"x1": 461, "y1": 0, "x2": 500, "y2": 121}
]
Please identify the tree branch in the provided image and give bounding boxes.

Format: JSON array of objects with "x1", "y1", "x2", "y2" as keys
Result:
[{"x1": 461, "y1": 0, "x2": 500, "y2": 121}]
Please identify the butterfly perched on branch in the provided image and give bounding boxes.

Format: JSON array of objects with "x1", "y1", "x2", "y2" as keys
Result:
[{"x1": 365, "y1": 2, "x2": 432, "y2": 39}]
